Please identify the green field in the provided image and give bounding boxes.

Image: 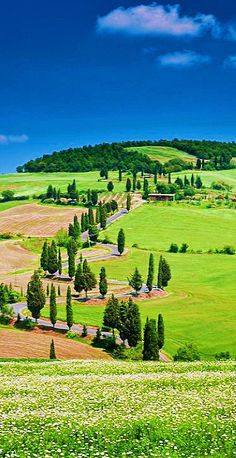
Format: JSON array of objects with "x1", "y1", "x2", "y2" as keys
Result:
[
  {"x1": 0, "y1": 171, "x2": 128, "y2": 197},
  {"x1": 173, "y1": 168, "x2": 236, "y2": 192},
  {"x1": 126, "y1": 145, "x2": 195, "y2": 163},
  {"x1": 39, "y1": 202, "x2": 236, "y2": 358},
  {"x1": 0, "y1": 360, "x2": 235, "y2": 457}
]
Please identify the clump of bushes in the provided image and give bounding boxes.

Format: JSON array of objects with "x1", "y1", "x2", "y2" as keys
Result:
[
  {"x1": 215, "y1": 351, "x2": 231, "y2": 360},
  {"x1": 0, "y1": 304, "x2": 14, "y2": 325},
  {"x1": 174, "y1": 343, "x2": 201, "y2": 362}
]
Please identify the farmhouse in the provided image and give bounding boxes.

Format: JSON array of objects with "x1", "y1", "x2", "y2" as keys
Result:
[{"x1": 148, "y1": 193, "x2": 175, "y2": 202}]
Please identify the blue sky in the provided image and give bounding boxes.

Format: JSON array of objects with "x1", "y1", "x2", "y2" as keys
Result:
[{"x1": 1, "y1": 0, "x2": 236, "y2": 172}]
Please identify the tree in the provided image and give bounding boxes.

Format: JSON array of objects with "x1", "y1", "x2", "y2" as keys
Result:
[
  {"x1": 184, "y1": 175, "x2": 190, "y2": 187},
  {"x1": 82, "y1": 259, "x2": 97, "y2": 298},
  {"x1": 95, "y1": 207, "x2": 100, "y2": 224},
  {"x1": 58, "y1": 248, "x2": 62, "y2": 276},
  {"x1": 128, "y1": 267, "x2": 143, "y2": 295},
  {"x1": 157, "y1": 314, "x2": 165, "y2": 349},
  {"x1": 27, "y1": 271, "x2": 46, "y2": 322},
  {"x1": 81, "y1": 324, "x2": 88, "y2": 337},
  {"x1": 157, "y1": 256, "x2": 163, "y2": 289},
  {"x1": 74, "y1": 263, "x2": 85, "y2": 295},
  {"x1": 126, "y1": 193, "x2": 131, "y2": 212},
  {"x1": 91, "y1": 190, "x2": 98, "y2": 206},
  {"x1": 67, "y1": 239, "x2": 76, "y2": 279},
  {"x1": 126, "y1": 178, "x2": 132, "y2": 192},
  {"x1": 68, "y1": 223, "x2": 75, "y2": 239},
  {"x1": 137, "y1": 180, "x2": 141, "y2": 190},
  {"x1": 191, "y1": 173, "x2": 195, "y2": 187},
  {"x1": 0, "y1": 283, "x2": 7, "y2": 310},
  {"x1": 195, "y1": 176, "x2": 203, "y2": 189},
  {"x1": 143, "y1": 178, "x2": 149, "y2": 199},
  {"x1": 99, "y1": 267, "x2": 108, "y2": 298},
  {"x1": 48, "y1": 240, "x2": 58, "y2": 275},
  {"x1": 58, "y1": 285, "x2": 61, "y2": 296},
  {"x1": 125, "y1": 298, "x2": 142, "y2": 347},
  {"x1": 50, "y1": 339, "x2": 56, "y2": 359},
  {"x1": 1, "y1": 190, "x2": 15, "y2": 201},
  {"x1": 146, "y1": 253, "x2": 154, "y2": 292},
  {"x1": 117, "y1": 229, "x2": 125, "y2": 256},
  {"x1": 100, "y1": 206, "x2": 107, "y2": 230},
  {"x1": 66, "y1": 286, "x2": 73, "y2": 330},
  {"x1": 107, "y1": 181, "x2": 114, "y2": 192},
  {"x1": 168, "y1": 173, "x2": 172, "y2": 184},
  {"x1": 46, "y1": 283, "x2": 50, "y2": 297},
  {"x1": 40, "y1": 241, "x2": 49, "y2": 272},
  {"x1": 132, "y1": 177, "x2": 136, "y2": 192},
  {"x1": 103, "y1": 294, "x2": 120, "y2": 336},
  {"x1": 111, "y1": 200, "x2": 118, "y2": 212},
  {"x1": 88, "y1": 225, "x2": 99, "y2": 243},
  {"x1": 118, "y1": 168, "x2": 122, "y2": 182},
  {"x1": 174, "y1": 343, "x2": 200, "y2": 361},
  {"x1": 74, "y1": 215, "x2": 81, "y2": 239},
  {"x1": 168, "y1": 243, "x2": 178, "y2": 253},
  {"x1": 88, "y1": 206, "x2": 95, "y2": 226},
  {"x1": 49, "y1": 284, "x2": 57, "y2": 328},
  {"x1": 196, "y1": 158, "x2": 202, "y2": 170},
  {"x1": 142, "y1": 318, "x2": 159, "y2": 361},
  {"x1": 161, "y1": 258, "x2": 171, "y2": 288}
]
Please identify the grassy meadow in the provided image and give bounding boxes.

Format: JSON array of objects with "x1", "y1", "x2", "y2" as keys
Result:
[
  {"x1": 173, "y1": 168, "x2": 236, "y2": 192},
  {"x1": 126, "y1": 145, "x2": 195, "y2": 163},
  {"x1": 0, "y1": 360, "x2": 236, "y2": 457}
]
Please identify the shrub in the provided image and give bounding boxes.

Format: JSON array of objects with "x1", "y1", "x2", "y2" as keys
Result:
[
  {"x1": 168, "y1": 243, "x2": 178, "y2": 253},
  {"x1": 222, "y1": 245, "x2": 235, "y2": 255},
  {"x1": 174, "y1": 343, "x2": 201, "y2": 362},
  {"x1": 179, "y1": 243, "x2": 189, "y2": 253},
  {"x1": 215, "y1": 351, "x2": 231, "y2": 360},
  {"x1": 14, "y1": 317, "x2": 36, "y2": 331},
  {"x1": 66, "y1": 331, "x2": 79, "y2": 340},
  {"x1": 81, "y1": 325, "x2": 88, "y2": 338}
]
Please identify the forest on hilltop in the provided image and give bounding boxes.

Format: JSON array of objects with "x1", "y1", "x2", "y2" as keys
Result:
[{"x1": 18, "y1": 139, "x2": 235, "y2": 173}]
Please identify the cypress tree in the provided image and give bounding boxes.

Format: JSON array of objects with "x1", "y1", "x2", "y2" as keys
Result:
[
  {"x1": 58, "y1": 285, "x2": 61, "y2": 296},
  {"x1": 137, "y1": 180, "x2": 141, "y2": 190},
  {"x1": 146, "y1": 253, "x2": 154, "y2": 292},
  {"x1": 125, "y1": 298, "x2": 142, "y2": 347},
  {"x1": 103, "y1": 294, "x2": 120, "y2": 336},
  {"x1": 142, "y1": 318, "x2": 159, "y2": 361},
  {"x1": 100, "y1": 206, "x2": 107, "y2": 230},
  {"x1": 143, "y1": 178, "x2": 149, "y2": 199},
  {"x1": 58, "y1": 248, "x2": 62, "y2": 276},
  {"x1": 91, "y1": 190, "x2": 98, "y2": 206},
  {"x1": 117, "y1": 300, "x2": 128, "y2": 343},
  {"x1": 87, "y1": 188, "x2": 91, "y2": 203},
  {"x1": 107, "y1": 181, "x2": 114, "y2": 192},
  {"x1": 74, "y1": 263, "x2": 85, "y2": 295},
  {"x1": 74, "y1": 215, "x2": 81, "y2": 239},
  {"x1": 46, "y1": 283, "x2": 50, "y2": 297},
  {"x1": 126, "y1": 178, "x2": 132, "y2": 192},
  {"x1": 68, "y1": 223, "x2": 75, "y2": 239},
  {"x1": 40, "y1": 241, "x2": 49, "y2": 272},
  {"x1": 157, "y1": 255, "x2": 163, "y2": 289},
  {"x1": 48, "y1": 240, "x2": 58, "y2": 275},
  {"x1": 161, "y1": 258, "x2": 171, "y2": 288},
  {"x1": 191, "y1": 174, "x2": 195, "y2": 187},
  {"x1": 84, "y1": 213, "x2": 89, "y2": 231},
  {"x1": 81, "y1": 213, "x2": 85, "y2": 232},
  {"x1": 49, "y1": 284, "x2": 57, "y2": 328},
  {"x1": 132, "y1": 177, "x2": 136, "y2": 192},
  {"x1": 95, "y1": 207, "x2": 100, "y2": 224},
  {"x1": 88, "y1": 206, "x2": 95, "y2": 226},
  {"x1": 126, "y1": 193, "x2": 131, "y2": 212},
  {"x1": 27, "y1": 271, "x2": 46, "y2": 322},
  {"x1": 81, "y1": 324, "x2": 88, "y2": 337},
  {"x1": 157, "y1": 313, "x2": 165, "y2": 349},
  {"x1": 195, "y1": 176, "x2": 203, "y2": 189},
  {"x1": 66, "y1": 286, "x2": 73, "y2": 330},
  {"x1": 118, "y1": 168, "x2": 122, "y2": 182},
  {"x1": 117, "y1": 229, "x2": 125, "y2": 256},
  {"x1": 82, "y1": 259, "x2": 97, "y2": 298},
  {"x1": 67, "y1": 240, "x2": 76, "y2": 279},
  {"x1": 129, "y1": 267, "x2": 143, "y2": 295},
  {"x1": 0, "y1": 283, "x2": 7, "y2": 310},
  {"x1": 50, "y1": 339, "x2": 56, "y2": 360},
  {"x1": 168, "y1": 173, "x2": 171, "y2": 184},
  {"x1": 99, "y1": 267, "x2": 108, "y2": 298}
]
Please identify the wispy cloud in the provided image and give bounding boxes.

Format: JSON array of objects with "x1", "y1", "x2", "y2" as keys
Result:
[
  {"x1": 224, "y1": 55, "x2": 236, "y2": 68},
  {"x1": 157, "y1": 50, "x2": 211, "y2": 68},
  {"x1": 97, "y1": 4, "x2": 220, "y2": 38},
  {"x1": 0, "y1": 134, "x2": 29, "y2": 145}
]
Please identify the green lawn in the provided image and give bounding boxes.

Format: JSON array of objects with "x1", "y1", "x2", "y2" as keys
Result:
[
  {"x1": 0, "y1": 171, "x2": 128, "y2": 197},
  {"x1": 0, "y1": 200, "x2": 32, "y2": 212},
  {"x1": 126, "y1": 145, "x2": 195, "y2": 163}
]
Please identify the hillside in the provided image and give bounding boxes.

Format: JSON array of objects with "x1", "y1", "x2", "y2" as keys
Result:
[
  {"x1": 0, "y1": 360, "x2": 235, "y2": 457},
  {"x1": 18, "y1": 139, "x2": 236, "y2": 173}
]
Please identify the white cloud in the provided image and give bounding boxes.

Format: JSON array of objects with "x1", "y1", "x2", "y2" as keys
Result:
[
  {"x1": 224, "y1": 55, "x2": 236, "y2": 68},
  {"x1": 157, "y1": 50, "x2": 211, "y2": 68},
  {"x1": 97, "y1": 4, "x2": 220, "y2": 38},
  {"x1": 0, "y1": 134, "x2": 29, "y2": 145}
]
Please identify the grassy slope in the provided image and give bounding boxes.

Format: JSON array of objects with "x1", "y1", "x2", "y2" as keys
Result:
[
  {"x1": 126, "y1": 145, "x2": 195, "y2": 163},
  {"x1": 40, "y1": 202, "x2": 236, "y2": 358},
  {"x1": 173, "y1": 168, "x2": 236, "y2": 192},
  {"x1": 0, "y1": 171, "x2": 127, "y2": 197}
]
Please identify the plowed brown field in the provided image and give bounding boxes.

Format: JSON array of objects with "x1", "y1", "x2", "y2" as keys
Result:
[
  {"x1": 0, "y1": 241, "x2": 37, "y2": 275},
  {"x1": 0, "y1": 204, "x2": 83, "y2": 236}
]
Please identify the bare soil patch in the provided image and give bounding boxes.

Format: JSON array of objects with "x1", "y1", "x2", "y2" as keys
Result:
[
  {"x1": 0, "y1": 328, "x2": 111, "y2": 360},
  {"x1": 0, "y1": 203, "x2": 84, "y2": 237},
  {"x1": 0, "y1": 241, "x2": 37, "y2": 275}
]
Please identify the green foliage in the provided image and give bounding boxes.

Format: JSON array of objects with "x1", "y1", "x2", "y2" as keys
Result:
[
  {"x1": 48, "y1": 240, "x2": 58, "y2": 275},
  {"x1": 157, "y1": 314, "x2": 165, "y2": 350},
  {"x1": 129, "y1": 267, "x2": 143, "y2": 295},
  {"x1": 143, "y1": 178, "x2": 149, "y2": 199},
  {"x1": 40, "y1": 241, "x2": 49, "y2": 272},
  {"x1": 66, "y1": 286, "x2": 73, "y2": 330},
  {"x1": 81, "y1": 324, "x2": 88, "y2": 338},
  {"x1": 179, "y1": 243, "x2": 189, "y2": 253},
  {"x1": 124, "y1": 298, "x2": 142, "y2": 347},
  {"x1": 146, "y1": 253, "x2": 154, "y2": 292},
  {"x1": 49, "y1": 284, "x2": 57, "y2": 327},
  {"x1": 107, "y1": 181, "x2": 114, "y2": 192},
  {"x1": 1, "y1": 190, "x2": 15, "y2": 201},
  {"x1": 126, "y1": 178, "x2": 132, "y2": 192},
  {"x1": 58, "y1": 248, "x2": 62, "y2": 276},
  {"x1": 215, "y1": 351, "x2": 231, "y2": 360},
  {"x1": 88, "y1": 224, "x2": 99, "y2": 243},
  {"x1": 27, "y1": 271, "x2": 46, "y2": 321},
  {"x1": 117, "y1": 228, "x2": 125, "y2": 255},
  {"x1": 174, "y1": 343, "x2": 201, "y2": 361},
  {"x1": 49, "y1": 339, "x2": 56, "y2": 360},
  {"x1": 142, "y1": 318, "x2": 159, "y2": 361},
  {"x1": 99, "y1": 267, "x2": 108, "y2": 298},
  {"x1": 126, "y1": 193, "x2": 131, "y2": 211},
  {"x1": 103, "y1": 294, "x2": 120, "y2": 335},
  {"x1": 55, "y1": 228, "x2": 69, "y2": 248},
  {"x1": 168, "y1": 243, "x2": 178, "y2": 253}
]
